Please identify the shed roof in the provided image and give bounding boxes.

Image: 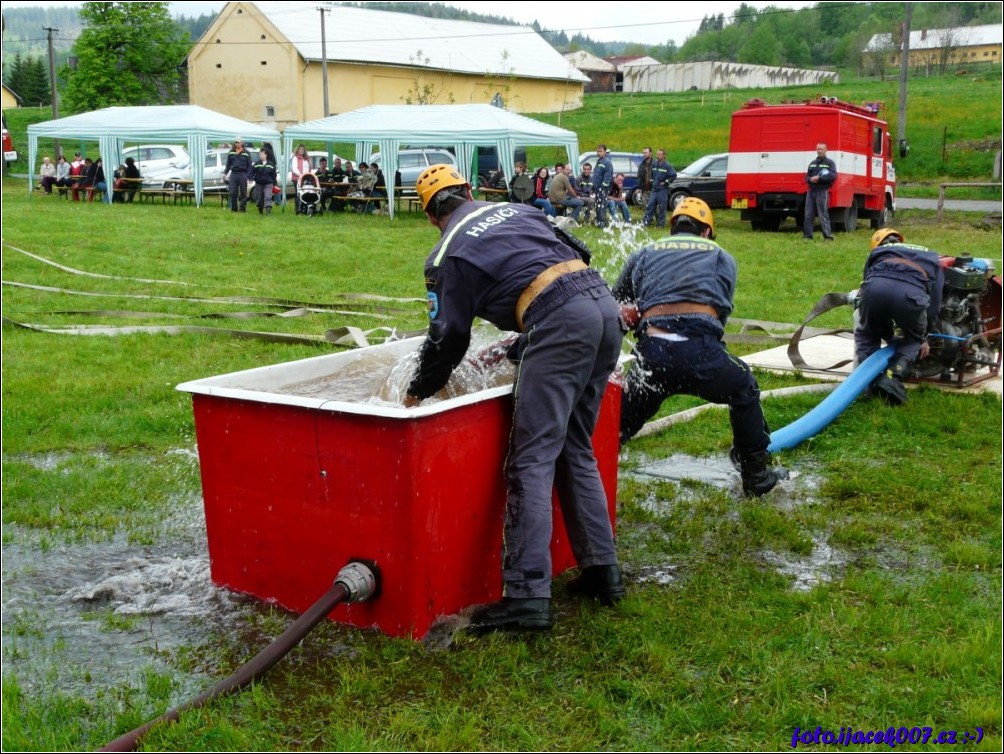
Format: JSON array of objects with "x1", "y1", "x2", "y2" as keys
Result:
[{"x1": 243, "y1": 1, "x2": 588, "y2": 83}]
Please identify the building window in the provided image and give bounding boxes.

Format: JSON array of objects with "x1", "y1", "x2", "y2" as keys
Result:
[
  {"x1": 216, "y1": 63, "x2": 222, "y2": 69},
  {"x1": 261, "y1": 60, "x2": 267, "y2": 65},
  {"x1": 265, "y1": 106, "x2": 275, "y2": 118},
  {"x1": 261, "y1": 34, "x2": 266, "y2": 40}
]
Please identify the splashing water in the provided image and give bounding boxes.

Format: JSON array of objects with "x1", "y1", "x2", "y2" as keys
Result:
[
  {"x1": 274, "y1": 327, "x2": 516, "y2": 406},
  {"x1": 591, "y1": 222, "x2": 655, "y2": 284}
]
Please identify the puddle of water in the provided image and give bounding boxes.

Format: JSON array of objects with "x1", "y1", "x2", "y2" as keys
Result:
[
  {"x1": 634, "y1": 563, "x2": 681, "y2": 585},
  {"x1": 762, "y1": 535, "x2": 849, "y2": 592},
  {"x1": 1, "y1": 483, "x2": 252, "y2": 702},
  {"x1": 628, "y1": 452, "x2": 820, "y2": 509}
]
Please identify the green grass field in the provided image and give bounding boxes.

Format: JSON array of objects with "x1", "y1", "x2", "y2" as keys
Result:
[{"x1": 1, "y1": 172, "x2": 1000, "y2": 751}]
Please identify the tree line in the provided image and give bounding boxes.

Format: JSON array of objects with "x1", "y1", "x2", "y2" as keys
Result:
[{"x1": 2, "y1": 1, "x2": 1000, "y2": 115}]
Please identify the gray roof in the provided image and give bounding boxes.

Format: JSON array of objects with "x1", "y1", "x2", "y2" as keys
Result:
[
  {"x1": 865, "y1": 23, "x2": 1003, "y2": 52},
  {"x1": 246, "y1": 2, "x2": 588, "y2": 83}
]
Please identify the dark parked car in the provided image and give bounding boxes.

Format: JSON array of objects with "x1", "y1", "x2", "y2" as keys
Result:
[{"x1": 668, "y1": 152, "x2": 729, "y2": 210}]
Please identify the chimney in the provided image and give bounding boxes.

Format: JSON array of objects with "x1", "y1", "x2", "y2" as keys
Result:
[{"x1": 920, "y1": 29, "x2": 927, "y2": 41}]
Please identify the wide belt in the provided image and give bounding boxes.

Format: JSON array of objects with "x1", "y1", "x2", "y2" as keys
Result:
[
  {"x1": 641, "y1": 302, "x2": 719, "y2": 320},
  {"x1": 515, "y1": 259, "x2": 588, "y2": 331},
  {"x1": 881, "y1": 256, "x2": 928, "y2": 279}
]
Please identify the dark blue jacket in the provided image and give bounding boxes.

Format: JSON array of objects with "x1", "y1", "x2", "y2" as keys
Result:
[
  {"x1": 408, "y1": 201, "x2": 590, "y2": 398},
  {"x1": 863, "y1": 243, "x2": 945, "y2": 328},
  {"x1": 805, "y1": 156, "x2": 837, "y2": 189},
  {"x1": 593, "y1": 155, "x2": 614, "y2": 193},
  {"x1": 612, "y1": 233, "x2": 737, "y2": 334},
  {"x1": 225, "y1": 148, "x2": 253, "y2": 176},
  {"x1": 651, "y1": 158, "x2": 677, "y2": 190}
]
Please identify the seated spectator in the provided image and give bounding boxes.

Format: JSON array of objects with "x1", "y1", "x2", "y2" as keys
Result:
[
  {"x1": 123, "y1": 157, "x2": 141, "y2": 203},
  {"x1": 547, "y1": 162, "x2": 584, "y2": 221},
  {"x1": 87, "y1": 157, "x2": 110, "y2": 202},
  {"x1": 607, "y1": 173, "x2": 631, "y2": 222},
  {"x1": 112, "y1": 164, "x2": 129, "y2": 203},
  {"x1": 509, "y1": 161, "x2": 533, "y2": 204},
  {"x1": 71, "y1": 156, "x2": 90, "y2": 201},
  {"x1": 328, "y1": 158, "x2": 348, "y2": 211},
  {"x1": 315, "y1": 157, "x2": 333, "y2": 208},
  {"x1": 531, "y1": 166, "x2": 556, "y2": 217},
  {"x1": 55, "y1": 155, "x2": 71, "y2": 195},
  {"x1": 39, "y1": 156, "x2": 57, "y2": 194}
]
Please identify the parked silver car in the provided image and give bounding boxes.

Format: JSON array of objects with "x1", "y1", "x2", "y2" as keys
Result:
[
  {"x1": 369, "y1": 148, "x2": 457, "y2": 193},
  {"x1": 122, "y1": 144, "x2": 191, "y2": 188}
]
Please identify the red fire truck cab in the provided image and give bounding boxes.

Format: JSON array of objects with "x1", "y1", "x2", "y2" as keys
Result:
[{"x1": 726, "y1": 96, "x2": 896, "y2": 233}]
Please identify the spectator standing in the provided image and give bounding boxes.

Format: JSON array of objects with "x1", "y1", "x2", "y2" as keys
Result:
[
  {"x1": 290, "y1": 143, "x2": 311, "y2": 185},
  {"x1": 636, "y1": 147, "x2": 653, "y2": 203},
  {"x1": 592, "y1": 145, "x2": 614, "y2": 228},
  {"x1": 252, "y1": 148, "x2": 278, "y2": 215},
  {"x1": 607, "y1": 174, "x2": 631, "y2": 222},
  {"x1": 405, "y1": 164, "x2": 626, "y2": 632},
  {"x1": 853, "y1": 229, "x2": 945, "y2": 405},
  {"x1": 224, "y1": 138, "x2": 253, "y2": 212},
  {"x1": 508, "y1": 161, "x2": 534, "y2": 204},
  {"x1": 613, "y1": 197, "x2": 782, "y2": 498},
  {"x1": 642, "y1": 149, "x2": 677, "y2": 228},
  {"x1": 803, "y1": 142, "x2": 837, "y2": 240},
  {"x1": 547, "y1": 162, "x2": 584, "y2": 221},
  {"x1": 39, "y1": 157, "x2": 57, "y2": 193}
]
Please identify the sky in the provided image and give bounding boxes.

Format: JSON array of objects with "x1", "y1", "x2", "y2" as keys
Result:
[{"x1": 3, "y1": 0, "x2": 818, "y2": 47}]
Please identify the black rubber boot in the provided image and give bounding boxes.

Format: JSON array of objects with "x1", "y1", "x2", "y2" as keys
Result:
[
  {"x1": 730, "y1": 447, "x2": 782, "y2": 497},
  {"x1": 467, "y1": 597, "x2": 551, "y2": 633},
  {"x1": 566, "y1": 565, "x2": 626, "y2": 605},
  {"x1": 871, "y1": 372, "x2": 907, "y2": 406}
]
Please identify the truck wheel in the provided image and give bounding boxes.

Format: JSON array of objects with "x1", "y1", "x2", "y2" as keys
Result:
[
  {"x1": 870, "y1": 204, "x2": 888, "y2": 229},
  {"x1": 669, "y1": 191, "x2": 688, "y2": 210},
  {"x1": 761, "y1": 216, "x2": 781, "y2": 232},
  {"x1": 836, "y1": 203, "x2": 858, "y2": 232}
]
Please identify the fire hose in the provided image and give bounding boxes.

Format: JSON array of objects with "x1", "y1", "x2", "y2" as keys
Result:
[{"x1": 98, "y1": 560, "x2": 380, "y2": 752}]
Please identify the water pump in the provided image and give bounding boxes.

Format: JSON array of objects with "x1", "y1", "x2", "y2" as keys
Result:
[{"x1": 911, "y1": 256, "x2": 1003, "y2": 386}]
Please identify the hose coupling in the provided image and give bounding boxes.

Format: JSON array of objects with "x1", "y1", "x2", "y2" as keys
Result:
[{"x1": 334, "y1": 560, "x2": 379, "y2": 603}]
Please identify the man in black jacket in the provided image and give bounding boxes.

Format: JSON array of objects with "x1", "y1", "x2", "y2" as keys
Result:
[{"x1": 803, "y1": 142, "x2": 837, "y2": 240}]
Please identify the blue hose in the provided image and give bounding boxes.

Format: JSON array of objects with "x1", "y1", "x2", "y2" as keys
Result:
[{"x1": 767, "y1": 345, "x2": 895, "y2": 453}]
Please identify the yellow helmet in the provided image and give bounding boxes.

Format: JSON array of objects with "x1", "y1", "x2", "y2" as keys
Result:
[
  {"x1": 870, "y1": 228, "x2": 903, "y2": 249},
  {"x1": 670, "y1": 196, "x2": 715, "y2": 238},
  {"x1": 416, "y1": 164, "x2": 468, "y2": 211}
]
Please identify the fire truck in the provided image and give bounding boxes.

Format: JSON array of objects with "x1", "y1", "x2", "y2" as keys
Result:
[{"x1": 725, "y1": 96, "x2": 897, "y2": 233}]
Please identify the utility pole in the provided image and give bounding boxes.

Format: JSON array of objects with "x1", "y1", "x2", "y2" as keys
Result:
[
  {"x1": 318, "y1": 6, "x2": 330, "y2": 117},
  {"x1": 44, "y1": 25, "x2": 60, "y2": 156},
  {"x1": 897, "y1": 4, "x2": 912, "y2": 157}
]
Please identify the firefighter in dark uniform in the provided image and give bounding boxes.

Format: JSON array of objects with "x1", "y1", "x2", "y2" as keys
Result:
[
  {"x1": 404, "y1": 164, "x2": 626, "y2": 633},
  {"x1": 223, "y1": 137, "x2": 253, "y2": 212},
  {"x1": 613, "y1": 197, "x2": 782, "y2": 497},
  {"x1": 854, "y1": 228, "x2": 945, "y2": 405},
  {"x1": 592, "y1": 144, "x2": 614, "y2": 228},
  {"x1": 803, "y1": 142, "x2": 837, "y2": 240}
]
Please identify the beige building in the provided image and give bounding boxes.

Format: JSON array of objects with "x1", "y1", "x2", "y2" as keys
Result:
[
  {"x1": 2, "y1": 84, "x2": 21, "y2": 110},
  {"x1": 864, "y1": 23, "x2": 1003, "y2": 70},
  {"x1": 187, "y1": 2, "x2": 587, "y2": 128}
]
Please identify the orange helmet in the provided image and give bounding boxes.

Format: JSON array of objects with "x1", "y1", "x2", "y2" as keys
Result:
[
  {"x1": 870, "y1": 228, "x2": 903, "y2": 249},
  {"x1": 670, "y1": 196, "x2": 715, "y2": 239},
  {"x1": 416, "y1": 164, "x2": 468, "y2": 211}
]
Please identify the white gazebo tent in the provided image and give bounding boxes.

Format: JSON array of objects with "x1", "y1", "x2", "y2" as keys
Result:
[
  {"x1": 282, "y1": 104, "x2": 581, "y2": 218},
  {"x1": 27, "y1": 105, "x2": 282, "y2": 206}
]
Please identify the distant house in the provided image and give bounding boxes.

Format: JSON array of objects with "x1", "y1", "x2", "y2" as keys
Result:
[
  {"x1": 2, "y1": 83, "x2": 22, "y2": 110},
  {"x1": 604, "y1": 55, "x2": 661, "y2": 68},
  {"x1": 187, "y1": 1, "x2": 588, "y2": 126},
  {"x1": 864, "y1": 23, "x2": 1003, "y2": 70},
  {"x1": 563, "y1": 50, "x2": 616, "y2": 93}
]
